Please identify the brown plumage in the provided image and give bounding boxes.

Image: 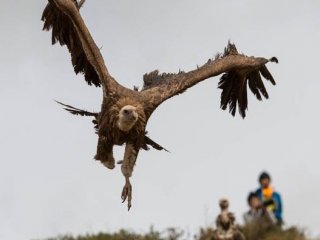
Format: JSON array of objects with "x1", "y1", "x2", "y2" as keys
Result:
[
  {"x1": 41, "y1": 0, "x2": 278, "y2": 210},
  {"x1": 212, "y1": 199, "x2": 245, "y2": 240}
]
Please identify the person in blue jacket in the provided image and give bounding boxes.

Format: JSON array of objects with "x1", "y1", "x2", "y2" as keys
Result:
[{"x1": 255, "y1": 171, "x2": 283, "y2": 225}]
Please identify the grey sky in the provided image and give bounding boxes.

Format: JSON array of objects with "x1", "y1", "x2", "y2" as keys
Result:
[{"x1": 0, "y1": 0, "x2": 319, "y2": 239}]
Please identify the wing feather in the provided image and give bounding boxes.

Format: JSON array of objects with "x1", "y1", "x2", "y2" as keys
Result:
[
  {"x1": 219, "y1": 67, "x2": 274, "y2": 118},
  {"x1": 42, "y1": 0, "x2": 100, "y2": 87},
  {"x1": 144, "y1": 136, "x2": 169, "y2": 152},
  {"x1": 248, "y1": 72, "x2": 262, "y2": 101},
  {"x1": 250, "y1": 70, "x2": 269, "y2": 99},
  {"x1": 41, "y1": 0, "x2": 108, "y2": 87},
  {"x1": 55, "y1": 100, "x2": 98, "y2": 116},
  {"x1": 218, "y1": 72, "x2": 242, "y2": 115},
  {"x1": 259, "y1": 64, "x2": 276, "y2": 85},
  {"x1": 219, "y1": 72, "x2": 250, "y2": 117},
  {"x1": 55, "y1": 100, "x2": 99, "y2": 130},
  {"x1": 142, "y1": 43, "x2": 278, "y2": 118},
  {"x1": 238, "y1": 78, "x2": 248, "y2": 118}
]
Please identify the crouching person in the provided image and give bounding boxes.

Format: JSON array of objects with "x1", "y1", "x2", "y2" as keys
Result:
[{"x1": 243, "y1": 192, "x2": 277, "y2": 224}]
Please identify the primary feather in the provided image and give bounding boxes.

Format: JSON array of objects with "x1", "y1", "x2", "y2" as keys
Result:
[{"x1": 42, "y1": 0, "x2": 101, "y2": 87}]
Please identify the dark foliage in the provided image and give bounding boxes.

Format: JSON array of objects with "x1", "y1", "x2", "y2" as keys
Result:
[{"x1": 41, "y1": 224, "x2": 306, "y2": 240}]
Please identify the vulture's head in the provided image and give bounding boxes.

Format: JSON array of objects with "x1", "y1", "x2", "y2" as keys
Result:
[
  {"x1": 117, "y1": 105, "x2": 139, "y2": 132},
  {"x1": 216, "y1": 198, "x2": 235, "y2": 231},
  {"x1": 219, "y1": 198, "x2": 229, "y2": 210}
]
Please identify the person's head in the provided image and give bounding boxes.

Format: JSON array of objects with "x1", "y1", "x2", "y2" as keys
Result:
[
  {"x1": 259, "y1": 171, "x2": 271, "y2": 188},
  {"x1": 247, "y1": 192, "x2": 261, "y2": 209}
]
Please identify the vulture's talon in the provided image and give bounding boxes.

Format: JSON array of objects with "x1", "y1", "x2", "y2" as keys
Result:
[{"x1": 121, "y1": 179, "x2": 132, "y2": 210}]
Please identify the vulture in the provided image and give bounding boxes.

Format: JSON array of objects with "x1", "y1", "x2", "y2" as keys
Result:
[
  {"x1": 213, "y1": 199, "x2": 245, "y2": 240},
  {"x1": 41, "y1": 0, "x2": 278, "y2": 210}
]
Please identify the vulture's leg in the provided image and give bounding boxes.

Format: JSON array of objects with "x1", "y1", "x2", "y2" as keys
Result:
[
  {"x1": 120, "y1": 143, "x2": 139, "y2": 210},
  {"x1": 94, "y1": 136, "x2": 115, "y2": 169}
]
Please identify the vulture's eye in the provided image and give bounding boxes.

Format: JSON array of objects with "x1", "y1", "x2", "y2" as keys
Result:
[{"x1": 123, "y1": 109, "x2": 129, "y2": 114}]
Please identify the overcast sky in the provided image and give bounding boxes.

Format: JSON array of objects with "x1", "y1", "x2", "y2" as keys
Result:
[{"x1": 0, "y1": 0, "x2": 320, "y2": 239}]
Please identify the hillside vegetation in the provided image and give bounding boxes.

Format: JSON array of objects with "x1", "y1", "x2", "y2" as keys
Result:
[{"x1": 43, "y1": 223, "x2": 306, "y2": 240}]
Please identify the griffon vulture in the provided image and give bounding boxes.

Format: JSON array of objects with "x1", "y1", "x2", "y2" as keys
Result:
[
  {"x1": 213, "y1": 199, "x2": 245, "y2": 240},
  {"x1": 41, "y1": 0, "x2": 278, "y2": 210}
]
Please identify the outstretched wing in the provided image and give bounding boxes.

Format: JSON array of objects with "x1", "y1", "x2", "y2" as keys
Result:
[
  {"x1": 141, "y1": 42, "x2": 278, "y2": 118},
  {"x1": 41, "y1": 0, "x2": 118, "y2": 92}
]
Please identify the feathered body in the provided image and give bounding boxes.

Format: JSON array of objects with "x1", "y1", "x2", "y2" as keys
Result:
[
  {"x1": 213, "y1": 199, "x2": 245, "y2": 240},
  {"x1": 99, "y1": 97, "x2": 146, "y2": 147},
  {"x1": 42, "y1": 0, "x2": 278, "y2": 209}
]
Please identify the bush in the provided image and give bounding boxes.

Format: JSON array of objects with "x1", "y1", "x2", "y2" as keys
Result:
[{"x1": 42, "y1": 224, "x2": 306, "y2": 240}]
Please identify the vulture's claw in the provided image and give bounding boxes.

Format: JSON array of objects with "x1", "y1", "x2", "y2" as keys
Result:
[{"x1": 121, "y1": 177, "x2": 132, "y2": 210}]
